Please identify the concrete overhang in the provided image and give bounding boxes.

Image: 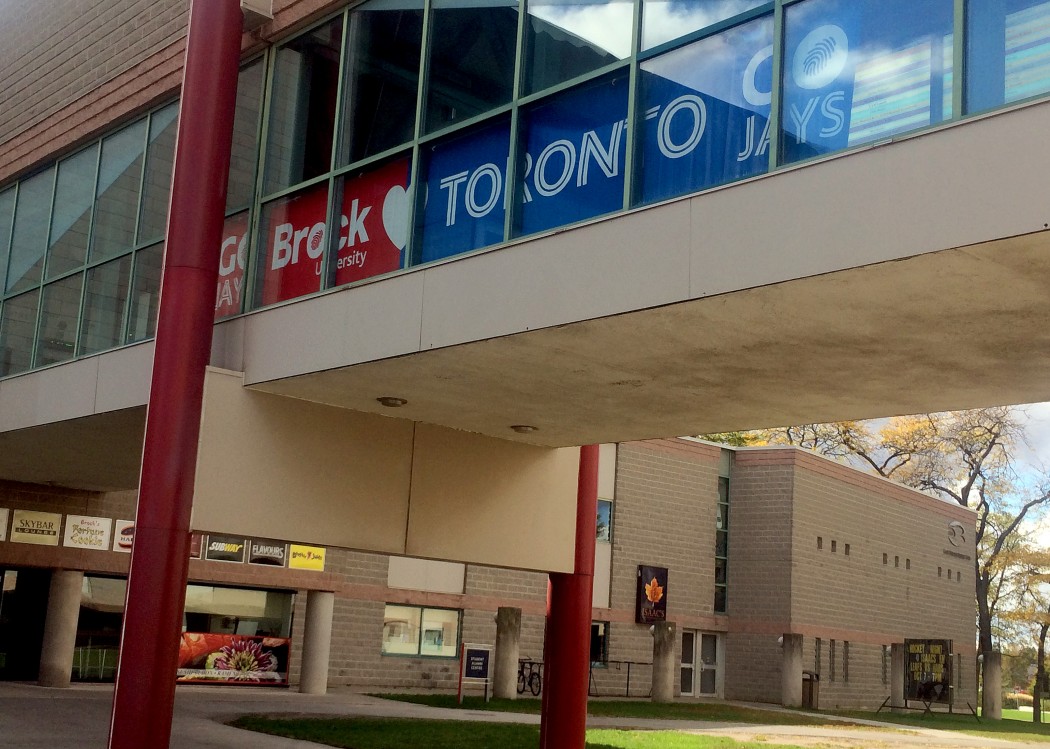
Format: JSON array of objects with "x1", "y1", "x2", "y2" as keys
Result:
[{"x1": 1, "y1": 99, "x2": 1049, "y2": 488}]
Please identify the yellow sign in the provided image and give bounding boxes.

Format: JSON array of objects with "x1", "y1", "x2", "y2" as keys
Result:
[
  {"x1": 288, "y1": 544, "x2": 326, "y2": 571},
  {"x1": 11, "y1": 510, "x2": 62, "y2": 546}
]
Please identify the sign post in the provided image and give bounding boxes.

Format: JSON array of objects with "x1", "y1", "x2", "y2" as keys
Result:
[{"x1": 458, "y1": 643, "x2": 493, "y2": 704}]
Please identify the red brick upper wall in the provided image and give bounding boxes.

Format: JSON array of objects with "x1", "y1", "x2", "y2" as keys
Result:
[{"x1": 0, "y1": 0, "x2": 345, "y2": 185}]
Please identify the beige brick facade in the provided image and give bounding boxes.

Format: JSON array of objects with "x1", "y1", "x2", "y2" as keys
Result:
[{"x1": 0, "y1": 439, "x2": 977, "y2": 709}]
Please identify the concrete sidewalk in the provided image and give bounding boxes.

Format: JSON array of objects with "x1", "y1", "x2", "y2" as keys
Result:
[{"x1": 0, "y1": 682, "x2": 1022, "y2": 749}]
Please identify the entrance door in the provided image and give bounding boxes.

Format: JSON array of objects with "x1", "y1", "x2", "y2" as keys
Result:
[
  {"x1": 697, "y1": 632, "x2": 720, "y2": 696},
  {"x1": 680, "y1": 630, "x2": 697, "y2": 695}
]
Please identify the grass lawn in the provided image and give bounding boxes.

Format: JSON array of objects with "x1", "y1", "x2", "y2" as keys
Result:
[
  {"x1": 833, "y1": 709, "x2": 1050, "y2": 742},
  {"x1": 230, "y1": 716, "x2": 811, "y2": 749},
  {"x1": 369, "y1": 694, "x2": 844, "y2": 726}
]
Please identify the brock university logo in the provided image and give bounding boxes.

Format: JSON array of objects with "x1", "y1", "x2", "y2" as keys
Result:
[{"x1": 793, "y1": 24, "x2": 849, "y2": 89}]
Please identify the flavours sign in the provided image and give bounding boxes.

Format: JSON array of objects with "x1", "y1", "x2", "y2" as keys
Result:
[
  {"x1": 11, "y1": 510, "x2": 61, "y2": 546},
  {"x1": 249, "y1": 539, "x2": 288, "y2": 567},
  {"x1": 258, "y1": 158, "x2": 410, "y2": 306}
]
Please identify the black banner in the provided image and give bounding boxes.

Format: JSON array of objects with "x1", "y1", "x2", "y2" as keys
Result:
[
  {"x1": 636, "y1": 565, "x2": 668, "y2": 624},
  {"x1": 905, "y1": 639, "x2": 952, "y2": 703}
]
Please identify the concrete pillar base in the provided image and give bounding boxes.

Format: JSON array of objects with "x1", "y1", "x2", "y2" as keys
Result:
[
  {"x1": 299, "y1": 590, "x2": 335, "y2": 695},
  {"x1": 781, "y1": 633, "x2": 803, "y2": 708},
  {"x1": 890, "y1": 643, "x2": 906, "y2": 711},
  {"x1": 651, "y1": 622, "x2": 676, "y2": 702},
  {"x1": 493, "y1": 607, "x2": 522, "y2": 700},
  {"x1": 39, "y1": 570, "x2": 85, "y2": 688}
]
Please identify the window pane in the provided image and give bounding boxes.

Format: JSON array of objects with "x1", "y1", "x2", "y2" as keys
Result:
[
  {"x1": 642, "y1": 0, "x2": 765, "y2": 50},
  {"x1": 127, "y1": 244, "x2": 163, "y2": 343},
  {"x1": 637, "y1": 15, "x2": 772, "y2": 205},
  {"x1": 264, "y1": 19, "x2": 343, "y2": 194},
  {"x1": 517, "y1": 72, "x2": 628, "y2": 236},
  {"x1": 418, "y1": 117, "x2": 511, "y2": 263},
  {"x1": 0, "y1": 188, "x2": 14, "y2": 293},
  {"x1": 254, "y1": 183, "x2": 328, "y2": 308},
  {"x1": 968, "y1": 0, "x2": 1050, "y2": 114},
  {"x1": 340, "y1": 0, "x2": 424, "y2": 164},
  {"x1": 681, "y1": 666, "x2": 694, "y2": 693},
  {"x1": 332, "y1": 156, "x2": 411, "y2": 287},
  {"x1": 137, "y1": 104, "x2": 179, "y2": 245},
  {"x1": 36, "y1": 275, "x2": 81, "y2": 366},
  {"x1": 228, "y1": 61, "x2": 266, "y2": 212},
  {"x1": 424, "y1": 0, "x2": 519, "y2": 133},
  {"x1": 716, "y1": 503, "x2": 728, "y2": 531},
  {"x1": 7, "y1": 167, "x2": 55, "y2": 294},
  {"x1": 714, "y1": 585, "x2": 727, "y2": 612},
  {"x1": 0, "y1": 290, "x2": 39, "y2": 376},
  {"x1": 215, "y1": 212, "x2": 249, "y2": 320},
  {"x1": 524, "y1": 0, "x2": 632, "y2": 95},
  {"x1": 382, "y1": 604, "x2": 422, "y2": 655},
  {"x1": 780, "y1": 0, "x2": 954, "y2": 164},
  {"x1": 47, "y1": 147, "x2": 98, "y2": 279},
  {"x1": 596, "y1": 499, "x2": 612, "y2": 542},
  {"x1": 420, "y1": 608, "x2": 459, "y2": 657},
  {"x1": 715, "y1": 557, "x2": 726, "y2": 585},
  {"x1": 80, "y1": 256, "x2": 132, "y2": 355},
  {"x1": 700, "y1": 666, "x2": 717, "y2": 693},
  {"x1": 92, "y1": 121, "x2": 147, "y2": 259},
  {"x1": 716, "y1": 529, "x2": 728, "y2": 557},
  {"x1": 590, "y1": 621, "x2": 609, "y2": 664}
]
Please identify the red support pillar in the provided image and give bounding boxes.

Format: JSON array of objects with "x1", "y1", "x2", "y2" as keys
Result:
[
  {"x1": 107, "y1": 2, "x2": 242, "y2": 748},
  {"x1": 540, "y1": 444, "x2": 599, "y2": 749}
]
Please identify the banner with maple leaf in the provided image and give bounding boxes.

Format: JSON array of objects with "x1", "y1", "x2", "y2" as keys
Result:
[{"x1": 636, "y1": 565, "x2": 669, "y2": 624}]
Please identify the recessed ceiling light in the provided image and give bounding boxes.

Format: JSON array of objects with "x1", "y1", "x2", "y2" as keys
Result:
[
  {"x1": 376, "y1": 396, "x2": 408, "y2": 408},
  {"x1": 510, "y1": 424, "x2": 538, "y2": 433}
]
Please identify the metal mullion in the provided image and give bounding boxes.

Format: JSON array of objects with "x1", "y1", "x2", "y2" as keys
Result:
[
  {"x1": 71, "y1": 264, "x2": 90, "y2": 359},
  {"x1": 953, "y1": 0, "x2": 966, "y2": 118},
  {"x1": 332, "y1": 145, "x2": 418, "y2": 180},
  {"x1": 0, "y1": 181, "x2": 18, "y2": 297},
  {"x1": 244, "y1": 46, "x2": 281, "y2": 313},
  {"x1": 768, "y1": 0, "x2": 786, "y2": 172},
  {"x1": 235, "y1": 51, "x2": 270, "y2": 317},
  {"x1": 406, "y1": 0, "x2": 435, "y2": 266},
  {"x1": 128, "y1": 112, "x2": 152, "y2": 252},
  {"x1": 415, "y1": 101, "x2": 517, "y2": 146},
  {"x1": 27, "y1": 168, "x2": 58, "y2": 370},
  {"x1": 621, "y1": 0, "x2": 644, "y2": 210},
  {"x1": 514, "y1": 60, "x2": 631, "y2": 108},
  {"x1": 256, "y1": 171, "x2": 333, "y2": 206},
  {"x1": 121, "y1": 249, "x2": 139, "y2": 346},
  {"x1": 322, "y1": 9, "x2": 352, "y2": 291},
  {"x1": 40, "y1": 159, "x2": 62, "y2": 282},
  {"x1": 502, "y1": 0, "x2": 528, "y2": 241},
  {"x1": 637, "y1": 2, "x2": 774, "y2": 62}
]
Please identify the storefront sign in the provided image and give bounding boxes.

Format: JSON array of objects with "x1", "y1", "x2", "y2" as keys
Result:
[
  {"x1": 288, "y1": 544, "x2": 326, "y2": 571},
  {"x1": 249, "y1": 538, "x2": 287, "y2": 567},
  {"x1": 905, "y1": 638, "x2": 952, "y2": 703},
  {"x1": 176, "y1": 632, "x2": 290, "y2": 685},
  {"x1": 205, "y1": 534, "x2": 247, "y2": 563},
  {"x1": 10, "y1": 510, "x2": 61, "y2": 546},
  {"x1": 62, "y1": 515, "x2": 112, "y2": 550},
  {"x1": 636, "y1": 565, "x2": 669, "y2": 623},
  {"x1": 0, "y1": 508, "x2": 9, "y2": 542},
  {"x1": 113, "y1": 520, "x2": 135, "y2": 552}
]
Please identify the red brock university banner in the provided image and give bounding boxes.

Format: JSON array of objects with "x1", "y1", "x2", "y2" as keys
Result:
[{"x1": 257, "y1": 157, "x2": 411, "y2": 306}]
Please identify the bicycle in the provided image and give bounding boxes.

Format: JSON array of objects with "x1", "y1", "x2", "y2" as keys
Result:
[{"x1": 517, "y1": 658, "x2": 542, "y2": 696}]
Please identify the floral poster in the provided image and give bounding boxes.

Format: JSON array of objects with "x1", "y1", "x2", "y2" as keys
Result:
[
  {"x1": 176, "y1": 633, "x2": 290, "y2": 685},
  {"x1": 636, "y1": 565, "x2": 668, "y2": 624}
]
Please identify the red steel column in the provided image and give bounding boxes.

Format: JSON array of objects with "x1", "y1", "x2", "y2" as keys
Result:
[
  {"x1": 540, "y1": 444, "x2": 599, "y2": 749},
  {"x1": 107, "y1": 2, "x2": 242, "y2": 748}
]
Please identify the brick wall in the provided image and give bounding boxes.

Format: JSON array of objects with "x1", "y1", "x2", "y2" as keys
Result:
[{"x1": 607, "y1": 440, "x2": 726, "y2": 696}]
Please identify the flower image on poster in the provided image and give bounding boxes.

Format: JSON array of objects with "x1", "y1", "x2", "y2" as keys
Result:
[
  {"x1": 176, "y1": 632, "x2": 290, "y2": 685},
  {"x1": 636, "y1": 564, "x2": 669, "y2": 623}
]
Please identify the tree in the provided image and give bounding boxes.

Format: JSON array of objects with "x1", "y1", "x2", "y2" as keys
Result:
[{"x1": 745, "y1": 407, "x2": 1050, "y2": 710}]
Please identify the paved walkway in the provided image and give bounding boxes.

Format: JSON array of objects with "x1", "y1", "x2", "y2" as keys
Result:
[{"x1": 0, "y1": 681, "x2": 1024, "y2": 749}]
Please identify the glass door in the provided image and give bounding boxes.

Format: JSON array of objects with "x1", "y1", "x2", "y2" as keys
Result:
[
  {"x1": 698, "y1": 632, "x2": 720, "y2": 696},
  {"x1": 680, "y1": 630, "x2": 697, "y2": 696}
]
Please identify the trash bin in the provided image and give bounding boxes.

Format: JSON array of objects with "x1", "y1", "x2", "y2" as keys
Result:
[{"x1": 802, "y1": 670, "x2": 820, "y2": 709}]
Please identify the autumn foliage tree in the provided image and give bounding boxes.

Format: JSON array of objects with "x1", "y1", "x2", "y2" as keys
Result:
[{"x1": 737, "y1": 407, "x2": 1050, "y2": 705}]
